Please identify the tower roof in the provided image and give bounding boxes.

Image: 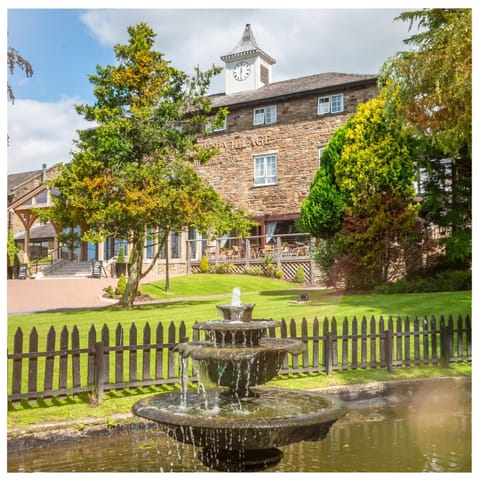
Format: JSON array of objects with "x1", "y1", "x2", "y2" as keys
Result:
[{"x1": 221, "y1": 24, "x2": 276, "y2": 65}]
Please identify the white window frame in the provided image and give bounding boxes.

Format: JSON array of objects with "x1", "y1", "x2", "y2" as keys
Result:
[
  {"x1": 318, "y1": 147, "x2": 325, "y2": 167},
  {"x1": 253, "y1": 105, "x2": 277, "y2": 126},
  {"x1": 206, "y1": 116, "x2": 227, "y2": 133},
  {"x1": 254, "y1": 153, "x2": 278, "y2": 186},
  {"x1": 317, "y1": 94, "x2": 344, "y2": 115}
]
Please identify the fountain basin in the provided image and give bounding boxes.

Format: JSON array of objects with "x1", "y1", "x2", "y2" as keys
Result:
[
  {"x1": 175, "y1": 337, "x2": 306, "y2": 390},
  {"x1": 132, "y1": 388, "x2": 347, "y2": 451},
  {"x1": 216, "y1": 303, "x2": 255, "y2": 322}
]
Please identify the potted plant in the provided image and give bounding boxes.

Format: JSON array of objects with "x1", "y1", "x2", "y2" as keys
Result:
[{"x1": 115, "y1": 246, "x2": 127, "y2": 277}]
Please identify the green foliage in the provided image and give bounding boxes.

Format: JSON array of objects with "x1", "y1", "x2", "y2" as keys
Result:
[
  {"x1": 116, "y1": 247, "x2": 125, "y2": 263},
  {"x1": 374, "y1": 270, "x2": 471, "y2": 294},
  {"x1": 293, "y1": 266, "x2": 305, "y2": 283},
  {"x1": 335, "y1": 86, "x2": 416, "y2": 208},
  {"x1": 199, "y1": 255, "x2": 210, "y2": 273},
  {"x1": 243, "y1": 266, "x2": 264, "y2": 276},
  {"x1": 43, "y1": 22, "x2": 255, "y2": 307},
  {"x1": 380, "y1": 9, "x2": 472, "y2": 159},
  {"x1": 103, "y1": 285, "x2": 115, "y2": 298},
  {"x1": 380, "y1": 9, "x2": 472, "y2": 268},
  {"x1": 116, "y1": 274, "x2": 127, "y2": 295},
  {"x1": 299, "y1": 169, "x2": 345, "y2": 237},
  {"x1": 212, "y1": 263, "x2": 233, "y2": 274},
  {"x1": 299, "y1": 124, "x2": 348, "y2": 237},
  {"x1": 305, "y1": 87, "x2": 420, "y2": 289},
  {"x1": 7, "y1": 230, "x2": 19, "y2": 265}
]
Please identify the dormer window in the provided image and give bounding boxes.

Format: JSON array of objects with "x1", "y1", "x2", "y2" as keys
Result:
[
  {"x1": 253, "y1": 105, "x2": 277, "y2": 126},
  {"x1": 317, "y1": 94, "x2": 344, "y2": 115}
]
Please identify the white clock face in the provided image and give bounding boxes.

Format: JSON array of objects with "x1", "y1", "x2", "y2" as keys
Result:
[{"x1": 233, "y1": 61, "x2": 251, "y2": 81}]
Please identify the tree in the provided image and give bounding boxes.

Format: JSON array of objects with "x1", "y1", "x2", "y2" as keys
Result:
[
  {"x1": 335, "y1": 86, "x2": 421, "y2": 288},
  {"x1": 44, "y1": 23, "x2": 255, "y2": 307},
  {"x1": 299, "y1": 123, "x2": 347, "y2": 238},
  {"x1": 7, "y1": 46, "x2": 33, "y2": 103},
  {"x1": 301, "y1": 86, "x2": 421, "y2": 289},
  {"x1": 380, "y1": 8, "x2": 472, "y2": 267}
]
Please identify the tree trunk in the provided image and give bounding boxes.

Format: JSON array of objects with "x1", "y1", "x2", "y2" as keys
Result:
[{"x1": 120, "y1": 234, "x2": 144, "y2": 307}]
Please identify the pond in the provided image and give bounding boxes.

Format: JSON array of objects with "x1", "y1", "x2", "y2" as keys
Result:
[{"x1": 8, "y1": 379, "x2": 471, "y2": 473}]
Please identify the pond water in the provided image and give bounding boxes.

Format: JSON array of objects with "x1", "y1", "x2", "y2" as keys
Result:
[{"x1": 8, "y1": 385, "x2": 471, "y2": 473}]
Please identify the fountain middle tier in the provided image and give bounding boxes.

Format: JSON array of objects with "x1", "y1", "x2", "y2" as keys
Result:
[
  {"x1": 175, "y1": 337, "x2": 305, "y2": 391},
  {"x1": 175, "y1": 319, "x2": 306, "y2": 392}
]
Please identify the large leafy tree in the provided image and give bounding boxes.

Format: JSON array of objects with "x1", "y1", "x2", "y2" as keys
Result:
[
  {"x1": 380, "y1": 8, "x2": 472, "y2": 266},
  {"x1": 300, "y1": 86, "x2": 420, "y2": 288},
  {"x1": 45, "y1": 23, "x2": 254, "y2": 306},
  {"x1": 334, "y1": 86, "x2": 420, "y2": 288}
]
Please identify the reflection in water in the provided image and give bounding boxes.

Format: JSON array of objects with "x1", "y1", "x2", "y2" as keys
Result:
[{"x1": 8, "y1": 396, "x2": 471, "y2": 472}]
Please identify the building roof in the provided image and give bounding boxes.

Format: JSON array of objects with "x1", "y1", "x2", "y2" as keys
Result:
[
  {"x1": 7, "y1": 169, "x2": 42, "y2": 195},
  {"x1": 221, "y1": 24, "x2": 276, "y2": 65},
  {"x1": 14, "y1": 223, "x2": 56, "y2": 240},
  {"x1": 209, "y1": 71, "x2": 378, "y2": 109}
]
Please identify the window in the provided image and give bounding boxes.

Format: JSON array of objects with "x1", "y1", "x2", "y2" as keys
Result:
[
  {"x1": 146, "y1": 227, "x2": 155, "y2": 259},
  {"x1": 318, "y1": 147, "x2": 325, "y2": 167},
  {"x1": 171, "y1": 231, "x2": 181, "y2": 259},
  {"x1": 206, "y1": 116, "x2": 227, "y2": 133},
  {"x1": 253, "y1": 105, "x2": 276, "y2": 125},
  {"x1": 254, "y1": 153, "x2": 277, "y2": 186},
  {"x1": 260, "y1": 65, "x2": 269, "y2": 84},
  {"x1": 188, "y1": 227, "x2": 197, "y2": 260},
  {"x1": 317, "y1": 94, "x2": 344, "y2": 115}
]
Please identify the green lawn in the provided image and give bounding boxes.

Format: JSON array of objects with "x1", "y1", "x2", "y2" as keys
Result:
[
  {"x1": 7, "y1": 274, "x2": 471, "y2": 431},
  {"x1": 8, "y1": 274, "x2": 472, "y2": 346}
]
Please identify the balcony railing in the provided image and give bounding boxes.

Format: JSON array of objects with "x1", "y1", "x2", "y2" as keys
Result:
[{"x1": 187, "y1": 233, "x2": 313, "y2": 264}]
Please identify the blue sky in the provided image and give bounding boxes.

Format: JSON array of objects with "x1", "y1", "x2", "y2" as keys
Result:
[{"x1": 5, "y1": 1, "x2": 461, "y2": 174}]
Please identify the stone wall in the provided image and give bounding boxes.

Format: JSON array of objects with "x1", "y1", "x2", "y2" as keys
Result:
[{"x1": 197, "y1": 84, "x2": 377, "y2": 217}]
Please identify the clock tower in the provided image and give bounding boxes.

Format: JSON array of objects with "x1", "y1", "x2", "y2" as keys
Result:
[{"x1": 221, "y1": 24, "x2": 276, "y2": 95}]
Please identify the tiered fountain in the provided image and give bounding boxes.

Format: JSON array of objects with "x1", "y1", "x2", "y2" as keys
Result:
[{"x1": 132, "y1": 288, "x2": 347, "y2": 471}]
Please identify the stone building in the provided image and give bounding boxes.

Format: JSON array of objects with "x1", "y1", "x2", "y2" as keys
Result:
[
  {"x1": 196, "y1": 24, "x2": 377, "y2": 238},
  {"x1": 7, "y1": 24, "x2": 378, "y2": 280}
]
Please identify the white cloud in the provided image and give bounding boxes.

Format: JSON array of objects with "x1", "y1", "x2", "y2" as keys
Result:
[
  {"x1": 79, "y1": 8, "x2": 413, "y2": 94},
  {"x1": 7, "y1": 98, "x2": 91, "y2": 173}
]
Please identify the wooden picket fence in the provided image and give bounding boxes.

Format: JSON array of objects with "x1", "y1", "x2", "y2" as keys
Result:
[{"x1": 7, "y1": 314, "x2": 471, "y2": 403}]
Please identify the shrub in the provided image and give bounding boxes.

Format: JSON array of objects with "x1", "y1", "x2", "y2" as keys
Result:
[
  {"x1": 275, "y1": 269, "x2": 284, "y2": 279},
  {"x1": 244, "y1": 266, "x2": 263, "y2": 276},
  {"x1": 213, "y1": 263, "x2": 233, "y2": 274},
  {"x1": 374, "y1": 269, "x2": 471, "y2": 294},
  {"x1": 199, "y1": 255, "x2": 210, "y2": 273},
  {"x1": 103, "y1": 285, "x2": 115, "y2": 298},
  {"x1": 117, "y1": 246, "x2": 125, "y2": 263},
  {"x1": 116, "y1": 273, "x2": 127, "y2": 295},
  {"x1": 293, "y1": 266, "x2": 305, "y2": 283}
]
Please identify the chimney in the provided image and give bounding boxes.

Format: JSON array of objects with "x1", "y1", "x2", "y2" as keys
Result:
[{"x1": 41, "y1": 164, "x2": 47, "y2": 182}]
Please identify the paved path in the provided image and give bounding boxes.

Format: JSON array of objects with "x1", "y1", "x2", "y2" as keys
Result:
[{"x1": 7, "y1": 274, "x2": 165, "y2": 315}]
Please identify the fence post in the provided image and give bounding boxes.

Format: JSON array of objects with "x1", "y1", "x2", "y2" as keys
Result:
[
  {"x1": 440, "y1": 323, "x2": 452, "y2": 368},
  {"x1": 94, "y1": 341, "x2": 105, "y2": 403},
  {"x1": 385, "y1": 329, "x2": 393, "y2": 373},
  {"x1": 325, "y1": 332, "x2": 333, "y2": 376}
]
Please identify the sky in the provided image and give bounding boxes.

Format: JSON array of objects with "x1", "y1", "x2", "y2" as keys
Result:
[{"x1": 3, "y1": 1, "x2": 470, "y2": 175}]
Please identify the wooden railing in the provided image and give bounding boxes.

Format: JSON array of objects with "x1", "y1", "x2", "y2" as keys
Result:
[
  {"x1": 186, "y1": 233, "x2": 315, "y2": 281},
  {"x1": 7, "y1": 314, "x2": 471, "y2": 404}
]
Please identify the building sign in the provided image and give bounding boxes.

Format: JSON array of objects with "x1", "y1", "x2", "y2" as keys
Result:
[{"x1": 205, "y1": 134, "x2": 272, "y2": 151}]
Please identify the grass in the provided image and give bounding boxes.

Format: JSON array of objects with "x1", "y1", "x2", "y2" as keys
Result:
[
  {"x1": 8, "y1": 363, "x2": 471, "y2": 432},
  {"x1": 7, "y1": 274, "x2": 472, "y2": 431},
  {"x1": 8, "y1": 274, "x2": 472, "y2": 345}
]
